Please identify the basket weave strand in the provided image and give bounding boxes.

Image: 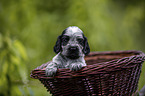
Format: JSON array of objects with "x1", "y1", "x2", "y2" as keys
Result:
[{"x1": 31, "y1": 50, "x2": 145, "y2": 96}]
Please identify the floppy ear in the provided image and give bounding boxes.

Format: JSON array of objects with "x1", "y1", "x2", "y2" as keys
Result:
[
  {"x1": 83, "y1": 36, "x2": 90, "y2": 55},
  {"x1": 54, "y1": 36, "x2": 62, "y2": 54}
]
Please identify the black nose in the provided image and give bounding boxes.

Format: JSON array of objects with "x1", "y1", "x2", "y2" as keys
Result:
[{"x1": 69, "y1": 46, "x2": 78, "y2": 52}]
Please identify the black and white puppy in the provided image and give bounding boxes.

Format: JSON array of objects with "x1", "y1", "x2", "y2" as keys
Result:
[{"x1": 45, "y1": 26, "x2": 90, "y2": 76}]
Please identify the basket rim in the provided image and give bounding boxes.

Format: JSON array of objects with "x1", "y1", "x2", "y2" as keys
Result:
[{"x1": 30, "y1": 50, "x2": 145, "y2": 79}]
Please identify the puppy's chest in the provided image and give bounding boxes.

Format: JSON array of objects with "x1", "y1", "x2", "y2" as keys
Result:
[
  {"x1": 59, "y1": 60, "x2": 78, "y2": 68},
  {"x1": 64, "y1": 61, "x2": 71, "y2": 68}
]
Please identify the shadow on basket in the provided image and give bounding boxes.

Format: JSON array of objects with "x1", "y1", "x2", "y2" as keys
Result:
[{"x1": 31, "y1": 50, "x2": 145, "y2": 96}]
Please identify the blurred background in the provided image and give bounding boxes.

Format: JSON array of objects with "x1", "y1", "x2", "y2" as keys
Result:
[{"x1": 0, "y1": 0, "x2": 145, "y2": 95}]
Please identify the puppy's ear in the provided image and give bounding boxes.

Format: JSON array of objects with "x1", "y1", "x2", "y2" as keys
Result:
[
  {"x1": 54, "y1": 36, "x2": 62, "y2": 54},
  {"x1": 83, "y1": 36, "x2": 90, "y2": 55}
]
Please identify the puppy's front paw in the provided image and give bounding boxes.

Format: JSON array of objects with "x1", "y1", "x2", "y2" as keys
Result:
[
  {"x1": 70, "y1": 63, "x2": 83, "y2": 71},
  {"x1": 45, "y1": 67, "x2": 57, "y2": 77}
]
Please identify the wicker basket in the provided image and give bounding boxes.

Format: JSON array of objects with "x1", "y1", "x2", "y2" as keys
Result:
[{"x1": 31, "y1": 50, "x2": 145, "y2": 96}]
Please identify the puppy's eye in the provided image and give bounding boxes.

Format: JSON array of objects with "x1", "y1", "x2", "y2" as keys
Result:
[
  {"x1": 77, "y1": 38, "x2": 84, "y2": 45},
  {"x1": 62, "y1": 36, "x2": 69, "y2": 45},
  {"x1": 62, "y1": 36, "x2": 69, "y2": 42}
]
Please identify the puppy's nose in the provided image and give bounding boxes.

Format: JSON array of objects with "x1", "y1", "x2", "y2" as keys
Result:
[{"x1": 69, "y1": 46, "x2": 78, "y2": 51}]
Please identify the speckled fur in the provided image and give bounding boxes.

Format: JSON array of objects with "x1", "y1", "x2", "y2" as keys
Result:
[{"x1": 45, "y1": 26, "x2": 90, "y2": 76}]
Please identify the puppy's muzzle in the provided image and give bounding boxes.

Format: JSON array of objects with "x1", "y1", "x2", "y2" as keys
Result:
[
  {"x1": 68, "y1": 46, "x2": 79, "y2": 52},
  {"x1": 67, "y1": 46, "x2": 80, "y2": 59}
]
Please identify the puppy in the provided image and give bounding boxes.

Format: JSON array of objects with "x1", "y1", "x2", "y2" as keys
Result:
[{"x1": 45, "y1": 26, "x2": 90, "y2": 76}]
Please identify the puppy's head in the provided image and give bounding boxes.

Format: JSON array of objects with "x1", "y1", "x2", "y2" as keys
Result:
[{"x1": 54, "y1": 26, "x2": 90, "y2": 59}]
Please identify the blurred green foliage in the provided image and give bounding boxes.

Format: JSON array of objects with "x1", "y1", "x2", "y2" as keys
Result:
[{"x1": 0, "y1": 0, "x2": 145, "y2": 96}]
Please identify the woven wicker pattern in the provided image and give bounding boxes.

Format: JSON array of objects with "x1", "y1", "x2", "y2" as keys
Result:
[{"x1": 31, "y1": 50, "x2": 145, "y2": 96}]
